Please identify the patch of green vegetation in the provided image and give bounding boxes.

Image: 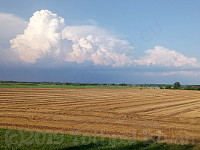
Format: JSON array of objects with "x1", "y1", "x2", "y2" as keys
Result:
[{"x1": 0, "y1": 128, "x2": 199, "y2": 150}]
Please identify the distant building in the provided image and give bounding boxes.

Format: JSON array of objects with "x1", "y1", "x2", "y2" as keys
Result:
[{"x1": 149, "y1": 86, "x2": 160, "y2": 89}]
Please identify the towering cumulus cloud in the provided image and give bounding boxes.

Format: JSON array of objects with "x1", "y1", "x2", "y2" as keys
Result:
[{"x1": 10, "y1": 10, "x2": 65, "y2": 63}]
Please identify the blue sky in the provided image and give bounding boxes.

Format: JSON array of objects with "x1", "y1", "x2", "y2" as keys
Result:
[{"x1": 0, "y1": 0, "x2": 200, "y2": 84}]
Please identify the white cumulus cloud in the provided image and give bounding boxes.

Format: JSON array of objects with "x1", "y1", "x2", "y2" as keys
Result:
[
  {"x1": 10, "y1": 10, "x2": 65, "y2": 63},
  {"x1": 7, "y1": 10, "x2": 199, "y2": 69},
  {"x1": 10, "y1": 10, "x2": 134, "y2": 67},
  {"x1": 135, "y1": 46, "x2": 198, "y2": 67},
  {"x1": 62, "y1": 25, "x2": 133, "y2": 66}
]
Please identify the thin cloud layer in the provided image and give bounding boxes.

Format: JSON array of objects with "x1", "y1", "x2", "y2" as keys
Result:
[
  {"x1": 0, "y1": 13, "x2": 27, "y2": 48},
  {"x1": 0, "y1": 13, "x2": 28, "y2": 65}
]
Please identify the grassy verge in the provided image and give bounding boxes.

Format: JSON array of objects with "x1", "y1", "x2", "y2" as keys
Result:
[{"x1": 0, "y1": 128, "x2": 199, "y2": 150}]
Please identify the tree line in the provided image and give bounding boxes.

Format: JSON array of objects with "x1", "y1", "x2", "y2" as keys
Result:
[
  {"x1": 161, "y1": 82, "x2": 200, "y2": 90},
  {"x1": 1, "y1": 81, "x2": 200, "y2": 90}
]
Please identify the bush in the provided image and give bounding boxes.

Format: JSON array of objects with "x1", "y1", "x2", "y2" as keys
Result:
[
  {"x1": 165, "y1": 85, "x2": 171, "y2": 89},
  {"x1": 173, "y1": 82, "x2": 181, "y2": 89}
]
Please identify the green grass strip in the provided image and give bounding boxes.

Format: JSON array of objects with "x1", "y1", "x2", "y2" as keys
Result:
[
  {"x1": 0, "y1": 84, "x2": 147, "y2": 89},
  {"x1": 0, "y1": 128, "x2": 199, "y2": 150}
]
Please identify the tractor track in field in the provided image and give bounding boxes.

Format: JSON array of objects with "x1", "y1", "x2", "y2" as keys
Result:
[
  {"x1": 1, "y1": 114, "x2": 200, "y2": 134},
  {"x1": 1, "y1": 88, "x2": 200, "y2": 145},
  {"x1": 2, "y1": 106, "x2": 200, "y2": 126}
]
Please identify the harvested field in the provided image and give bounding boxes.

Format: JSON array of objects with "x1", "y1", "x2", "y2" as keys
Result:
[{"x1": 1, "y1": 88, "x2": 200, "y2": 145}]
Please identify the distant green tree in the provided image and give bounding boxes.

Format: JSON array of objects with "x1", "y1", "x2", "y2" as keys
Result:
[
  {"x1": 165, "y1": 85, "x2": 171, "y2": 89},
  {"x1": 173, "y1": 82, "x2": 181, "y2": 89},
  {"x1": 119, "y1": 83, "x2": 128, "y2": 86}
]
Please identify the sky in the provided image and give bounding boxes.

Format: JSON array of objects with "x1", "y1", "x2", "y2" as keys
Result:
[{"x1": 0, "y1": 0, "x2": 200, "y2": 84}]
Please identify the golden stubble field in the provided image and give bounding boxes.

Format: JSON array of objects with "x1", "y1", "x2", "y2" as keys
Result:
[{"x1": 1, "y1": 88, "x2": 200, "y2": 144}]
